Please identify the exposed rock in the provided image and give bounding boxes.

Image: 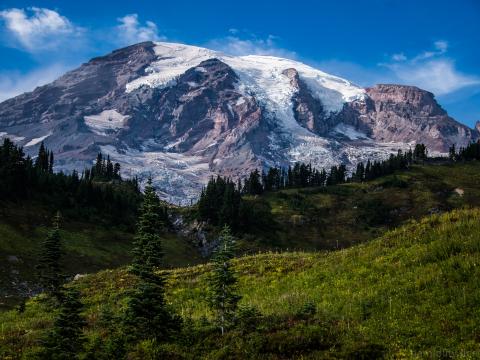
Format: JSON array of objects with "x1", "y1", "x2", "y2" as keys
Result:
[
  {"x1": 0, "y1": 43, "x2": 477, "y2": 202},
  {"x1": 340, "y1": 85, "x2": 477, "y2": 152},
  {"x1": 7, "y1": 255, "x2": 20, "y2": 263},
  {"x1": 454, "y1": 188, "x2": 464, "y2": 197},
  {"x1": 283, "y1": 68, "x2": 331, "y2": 134}
]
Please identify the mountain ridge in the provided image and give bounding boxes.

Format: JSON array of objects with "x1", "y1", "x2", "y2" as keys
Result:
[{"x1": 0, "y1": 41, "x2": 478, "y2": 203}]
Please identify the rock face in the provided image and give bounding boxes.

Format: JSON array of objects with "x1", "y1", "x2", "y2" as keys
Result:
[
  {"x1": 283, "y1": 68, "x2": 330, "y2": 134},
  {"x1": 339, "y1": 84, "x2": 477, "y2": 152},
  {"x1": 0, "y1": 42, "x2": 477, "y2": 202}
]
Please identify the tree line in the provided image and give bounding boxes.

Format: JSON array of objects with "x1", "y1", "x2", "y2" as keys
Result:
[
  {"x1": 197, "y1": 144, "x2": 428, "y2": 230},
  {"x1": 449, "y1": 140, "x2": 480, "y2": 161},
  {"x1": 0, "y1": 138, "x2": 141, "y2": 226}
]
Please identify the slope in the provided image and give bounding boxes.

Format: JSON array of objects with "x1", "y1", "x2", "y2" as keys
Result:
[
  {"x1": 199, "y1": 161, "x2": 480, "y2": 252},
  {"x1": 0, "y1": 201, "x2": 203, "y2": 310},
  {"x1": 1, "y1": 207, "x2": 479, "y2": 358}
]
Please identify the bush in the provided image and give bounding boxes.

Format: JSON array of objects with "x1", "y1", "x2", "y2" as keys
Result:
[
  {"x1": 296, "y1": 300, "x2": 317, "y2": 319},
  {"x1": 236, "y1": 305, "x2": 262, "y2": 334}
]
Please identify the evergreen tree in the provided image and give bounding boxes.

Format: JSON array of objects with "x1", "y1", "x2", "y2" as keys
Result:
[
  {"x1": 41, "y1": 287, "x2": 86, "y2": 359},
  {"x1": 37, "y1": 212, "x2": 64, "y2": 299},
  {"x1": 207, "y1": 225, "x2": 241, "y2": 335},
  {"x1": 49, "y1": 151, "x2": 54, "y2": 174},
  {"x1": 129, "y1": 178, "x2": 166, "y2": 282},
  {"x1": 35, "y1": 142, "x2": 49, "y2": 172},
  {"x1": 413, "y1": 143, "x2": 428, "y2": 163},
  {"x1": 124, "y1": 178, "x2": 179, "y2": 342}
]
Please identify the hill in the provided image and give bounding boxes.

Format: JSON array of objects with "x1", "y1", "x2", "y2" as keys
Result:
[
  {"x1": 195, "y1": 161, "x2": 480, "y2": 252},
  {"x1": 0, "y1": 203, "x2": 202, "y2": 310},
  {"x1": 2, "y1": 160, "x2": 480, "y2": 310},
  {"x1": 1, "y1": 207, "x2": 479, "y2": 358}
]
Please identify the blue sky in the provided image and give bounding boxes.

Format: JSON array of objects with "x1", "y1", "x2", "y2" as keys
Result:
[{"x1": 1, "y1": 0, "x2": 479, "y2": 127}]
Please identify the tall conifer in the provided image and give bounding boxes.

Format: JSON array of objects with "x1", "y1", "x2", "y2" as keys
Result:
[{"x1": 207, "y1": 225, "x2": 241, "y2": 335}]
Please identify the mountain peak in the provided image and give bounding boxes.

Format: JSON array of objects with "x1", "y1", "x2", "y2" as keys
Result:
[{"x1": 0, "y1": 41, "x2": 477, "y2": 203}]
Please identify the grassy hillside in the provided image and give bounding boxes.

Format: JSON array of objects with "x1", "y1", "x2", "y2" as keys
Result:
[
  {"x1": 2, "y1": 208, "x2": 479, "y2": 359},
  {"x1": 0, "y1": 202, "x2": 203, "y2": 310},
  {"x1": 2, "y1": 161, "x2": 480, "y2": 310},
  {"x1": 236, "y1": 161, "x2": 480, "y2": 251}
]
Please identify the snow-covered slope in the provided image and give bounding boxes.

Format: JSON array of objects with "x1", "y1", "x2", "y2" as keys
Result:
[
  {"x1": 127, "y1": 42, "x2": 364, "y2": 113},
  {"x1": 0, "y1": 41, "x2": 476, "y2": 204}
]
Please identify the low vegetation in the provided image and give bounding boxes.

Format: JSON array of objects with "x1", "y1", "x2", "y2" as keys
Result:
[{"x1": 1, "y1": 208, "x2": 479, "y2": 358}]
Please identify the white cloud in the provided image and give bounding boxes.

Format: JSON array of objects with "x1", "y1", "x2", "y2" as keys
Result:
[
  {"x1": 115, "y1": 14, "x2": 163, "y2": 46},
  {"x1": 0, "y1": 64, "x2": 70, "y2": 101},
  {"x1": 0, "y1": 7, "x2": 82, "y2": 52},
  {"x1": 206, "y1": 32, "x2": 296, "y2": 58},
  {"x1": 386, "y1": 59, "x2": 479, "y2": 95},
  {"x1": 382, "y1": 40, "x2": 479, "y2": 95},
  {"x1": 391, "y1": 53, "x2": 407, "y2": 62},
  {"x1": 434, "y1": 40, "x2": 448, "y2": 53}
]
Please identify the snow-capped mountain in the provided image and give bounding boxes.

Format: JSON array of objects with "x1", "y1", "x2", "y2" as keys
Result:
[{"x1": 0, "y1": 41, "x2": 478, "y2": 203}]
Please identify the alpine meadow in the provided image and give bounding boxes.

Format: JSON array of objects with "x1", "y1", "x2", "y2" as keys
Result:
[{"x1": 1, "y1": 1, "x2": 480, "y2": 359}]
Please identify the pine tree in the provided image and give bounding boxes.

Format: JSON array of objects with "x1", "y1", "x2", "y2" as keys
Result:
[
  {"x1": 37, "y1": 212, "x2": 64, "y2": 299},
  {"x1": 129, "y1": 178, "x2": 166, "y2": 282},
  {"x1": 35, "y1": 142, "x2": 49, "y2": 172},
  {"x1": 49, "y1": 151, "x2": 54, "y2": 174},
  {"x1": 207, "y1": 225, "x2": 241, "y2": 335},
  {"x1": 41, "y1": 287, "x2": 86, "y2": 359},
  {"x1": 123, "y1": 178, "x2": 179, "y2": 342}
]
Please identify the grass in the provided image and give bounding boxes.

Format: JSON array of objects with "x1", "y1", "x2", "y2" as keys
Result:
[
  {"x1": 239, "y1": 161, "x2": 480, "y2": 251},
  {"x1": 1, "y1": 207, "x2": 479, "y2": 359},
  {"x1": 0, "y1": 202, "x2": 203, "y2": 310}
]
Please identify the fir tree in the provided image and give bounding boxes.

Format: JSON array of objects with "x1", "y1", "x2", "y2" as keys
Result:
[
  {"x1": 49, "y1": 151, "x2": 54, "y2": 174},
  {"x1": 207, "y1": 225, "x2": 241, "y2": 335},
  {"x1": 37, "y1": 212, "x2": 64, "y2": 299},
  {"x1": 129, "y1": 178, "x2": 166, "y2": 282},
  {"x1": 41, "y1": 287, "x2": 86, "y2": 359},
  {"x1": 35, "y1": 142, "x2": 49, "y2": 172},
  {"x1": 123, "y1": 178, "x2": 179, "y2": 342}
]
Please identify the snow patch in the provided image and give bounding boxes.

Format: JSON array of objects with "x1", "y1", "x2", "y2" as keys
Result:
[
  {"x1": 99, "y1": 144, "x2": 215, "y2": 205},
  {"x1": 333, "y1": 124, "x2": 369, "y2": 140},
  {"x1": 235, "y1": 97, "x2": 246, "y2": 106},
  {"x1": 0, "y1": 132, "x2": 25, "y2": 142},
  {"x1": 25, "y1": 132, "x2": 52, "y2": 147},
  {"x1": 84, "y1": 109, "x2": 129, "y2": 135},
  {"x1": 125, "y1": 42, "x2": 365, "y2": 115},
  {"x1": 126, "y1": 43, "x2": 217, "y2": 92}
]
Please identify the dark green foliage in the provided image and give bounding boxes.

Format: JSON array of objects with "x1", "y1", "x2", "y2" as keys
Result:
[
  {"x1": 354, "y1": 150, "x2": 412, "y2": 182},
  {"x1": 40, "y1": 287, "x2": 86, "y2": 360},
  {"x1": 358, "y1": 198, "x2": 392, "y2": 226},
  {"x1": 449, "y1": 140, "x2": 480, "y2": 161},
  {"x1": 0, "y1": 138, "x2": 140, "y2": 226},
  {"x1": 124, "y1": 179, "x2": 180, "y2": 343},
  {"x1": 83, "y1": 153, "x2": 122, "y2": 182},
  {"x1": 196, "y1": 147, "x2": 419, "y2": 232},
  {"x1": 236, "y1": 305, "x2": 262, "y2": 334},
  {"x1": 36, "y1": 212, "x2": 64, "y2": 299},
  {"x1": 198, "y1": 176, "x2": 242, "y2": 230},
  {"x1": 413, "y1": 143, "x2": 428, "y2": 162},
  {"x1": 345, "y1": 343, "x2": 386, "y2": 360},
  {"x1": 243, "y1": 169, "x2": 264, "y2": 195},
  {"x1": 207, "y1": 226, "x2": 241, "y2": 334},
  {"x1": 129, "y1": 178, "x2": 168, "y2": 283},
  {"x1": 296, "y1": 300, "x2": 317, "y2": 319},
  {"x1": 34, "y1": 142, "x2": 53, "y2": 173}
]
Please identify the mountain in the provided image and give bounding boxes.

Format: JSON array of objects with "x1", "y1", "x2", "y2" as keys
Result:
[{"x1": 0, "y1": 41, "x2": 477, "y2": 203}]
